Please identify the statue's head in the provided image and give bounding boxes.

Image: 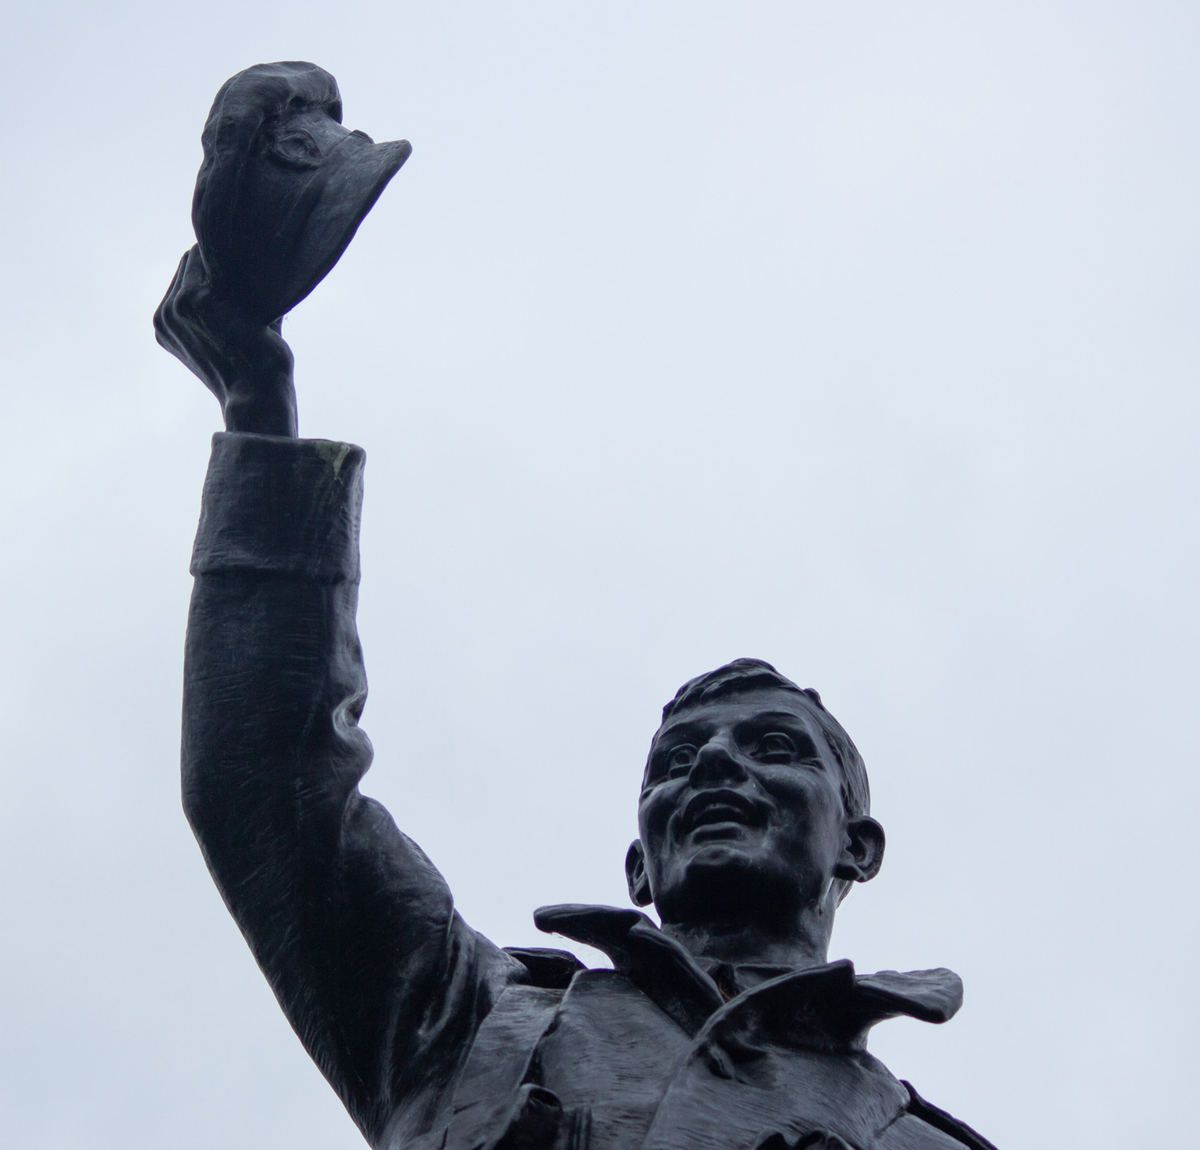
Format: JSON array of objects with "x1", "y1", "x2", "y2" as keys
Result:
[
  {"x1": 626, "y1": 660, "x2": 885, "y2": 933},
  {"x1": 191, "y1": 61, "x2": 411, "y2": 324}
]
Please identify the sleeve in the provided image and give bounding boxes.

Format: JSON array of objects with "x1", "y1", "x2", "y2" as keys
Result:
[{"x1": 182, "y1": 432, "x2": 522, "y2": 1148}]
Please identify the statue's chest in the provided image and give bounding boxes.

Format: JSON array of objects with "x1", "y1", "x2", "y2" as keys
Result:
[
  {"x1": 531, "y1": 971, "x2": 910, "y2": 1150},
  {"x1": 534, "y1": 970, "x2": 692, "y2": 1150}
]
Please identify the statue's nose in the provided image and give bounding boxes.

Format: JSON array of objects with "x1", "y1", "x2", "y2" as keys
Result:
[{"x1": 689, "y1": 739, "x2": 749, "y2": 786}]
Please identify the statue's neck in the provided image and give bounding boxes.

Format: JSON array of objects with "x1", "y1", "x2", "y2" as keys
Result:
[{"x1": 658, "y1": 911, "x2": 833, "y2": 973}]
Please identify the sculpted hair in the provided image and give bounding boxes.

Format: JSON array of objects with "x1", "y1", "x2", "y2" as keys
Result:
[{"x1": 659, "y1": 658, "x2": 870, "y2": 818}]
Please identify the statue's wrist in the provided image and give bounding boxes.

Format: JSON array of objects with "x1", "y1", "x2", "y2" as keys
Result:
[
  {"x1": 215, "y1": 314, "x2": 299, "y2": 436},
  {"x1": 222, "y1": 382, "x2": 299, "y2": 438}
]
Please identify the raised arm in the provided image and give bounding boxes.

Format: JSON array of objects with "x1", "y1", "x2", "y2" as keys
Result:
[
  {"x1": 182, "y1": 430, "x2": 517, "y2": 1146},
  {"x1": 157, "y1": 62, "x2": 522, "y2": 1148}
]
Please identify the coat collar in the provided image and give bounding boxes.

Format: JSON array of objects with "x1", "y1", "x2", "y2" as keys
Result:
[{"x1": 534, "y1": 903, "x2": 962, "y2": 1052}]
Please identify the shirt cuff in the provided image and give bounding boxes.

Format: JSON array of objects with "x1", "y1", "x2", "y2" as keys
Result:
[{"x1": 190, "y1": 432, "x2": 365, "y2": 584}]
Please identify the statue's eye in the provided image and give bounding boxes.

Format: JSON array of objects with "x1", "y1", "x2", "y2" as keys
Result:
[
  {"x1": 269, "y1": 130, "x2": 322, "y2": 170},
  {"x1": 666, "y1": 745, "x2": 697, "y2": 774},
  {"x1": 756, "y1": 732, "x2": 797, "y2": 757}
]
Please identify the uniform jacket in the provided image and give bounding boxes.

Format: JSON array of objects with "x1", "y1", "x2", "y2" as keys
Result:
[{"x1": 182, "y1": 433, "x2": 998, "y2": 1150}]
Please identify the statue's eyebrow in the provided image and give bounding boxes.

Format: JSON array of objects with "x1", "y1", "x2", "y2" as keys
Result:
[
  {"x1": 734, "y1": 712, "x2": 821, "y2": 754},
  {"x1": 650, "y1": 717, "x2": 713, "y2": 754},
  {"x1": 737, "y1": 710, "x2": 809, "y2": 725}
]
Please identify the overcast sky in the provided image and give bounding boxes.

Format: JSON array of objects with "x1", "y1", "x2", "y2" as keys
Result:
[{"x1": 1, "y1": 3, "x2": 1197, "y2": 1147}]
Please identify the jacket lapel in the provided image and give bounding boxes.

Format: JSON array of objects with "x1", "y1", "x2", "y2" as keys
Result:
[{"x1": 534, "y1": 904, "x2": 723, "y2": 1036}]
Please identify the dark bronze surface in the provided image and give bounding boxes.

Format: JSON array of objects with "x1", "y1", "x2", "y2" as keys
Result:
[{"x1": 157, "y1": 62, "x2": 998, "y2": 1150}]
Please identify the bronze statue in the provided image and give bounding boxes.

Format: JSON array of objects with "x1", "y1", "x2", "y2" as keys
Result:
[{"x1": 157, "y1": 62, "x2": 999, "y2": 1150}]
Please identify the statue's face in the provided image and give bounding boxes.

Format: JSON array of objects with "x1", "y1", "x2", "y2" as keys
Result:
[{"x1": 635, "y1": 689, "x2": 853, "y2": 927}]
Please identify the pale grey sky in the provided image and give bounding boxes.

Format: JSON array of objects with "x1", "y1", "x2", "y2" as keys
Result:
[{"x1": 1, "y1": 3, "x2": 1197, "y2": 1147}]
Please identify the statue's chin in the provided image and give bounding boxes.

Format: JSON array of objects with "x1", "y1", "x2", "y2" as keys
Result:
[
  {"x1": 675, "y1": 819, "x2": 772, "y2": 872},
  {"x1": 666, "y1": 846, "x2": 777, "y2": 915},
  {"x1": 659, "y1": 845, "x2": 826, "y2": 928},
  {"x1": 685, "y1": 840, "x2": 759, "y2": 867}
]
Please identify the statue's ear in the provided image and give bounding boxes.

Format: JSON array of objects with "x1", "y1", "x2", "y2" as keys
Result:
[
  {"x1": 625, "y1": 840, "x2": 653, "y2": 907},
  {"x1": 833, "y1": 816, "x2": 886, "y2": 884}
]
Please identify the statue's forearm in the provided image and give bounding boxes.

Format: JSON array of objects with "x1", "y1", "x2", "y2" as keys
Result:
[
  {"x1": 181, "y1": 432, "x2": 477, "y2": 1142},
  {"x1": 183, "y1": 433, "x2": 374, "y2": 989}
]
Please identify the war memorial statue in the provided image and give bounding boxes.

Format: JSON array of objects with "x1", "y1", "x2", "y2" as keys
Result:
[{"x1": 155, "y1": 62, "x2": 999, "y2": 1150}]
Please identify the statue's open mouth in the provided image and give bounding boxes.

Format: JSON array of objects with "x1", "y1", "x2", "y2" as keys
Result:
[{"x1": 680, "y1": 791, "x2": 764, "y2": 835}]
